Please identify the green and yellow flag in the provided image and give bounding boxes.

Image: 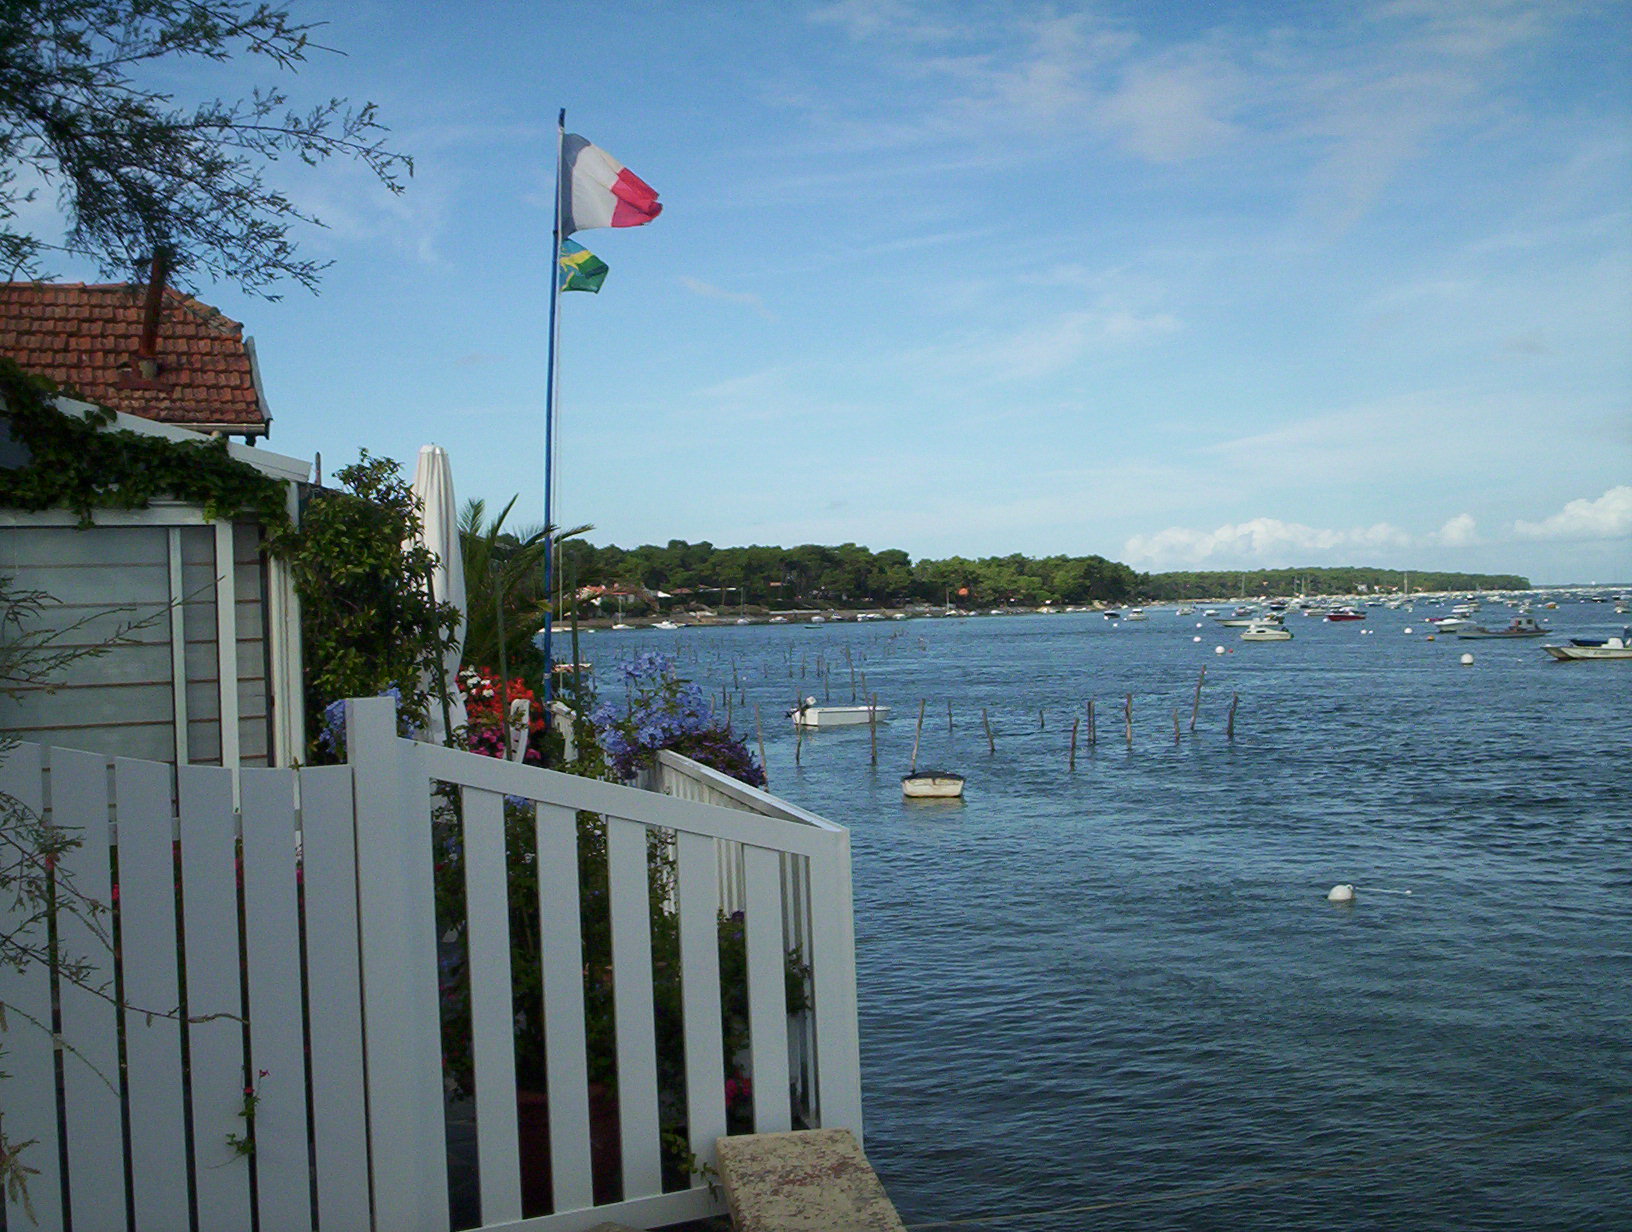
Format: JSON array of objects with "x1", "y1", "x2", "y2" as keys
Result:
[{"x1": 558, "y1": 238, "x2": 609, "y2": 293}]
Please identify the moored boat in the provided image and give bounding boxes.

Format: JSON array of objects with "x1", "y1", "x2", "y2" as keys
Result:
[
  {"x1": 1542, "y1": 629, "x2": 1632, "y2": 661},
  {"x1": 1457, "y1": 616, "x2": 1549, "y2": 639},
  {"x1": 790, "y1": 698, "x2": 891, "y2": 727},
  {"x1": 902, "y1": 770, "x2": 965, "y2": 799},
  {"x1": 1240, "y1": 621, "x2": 1293, "y2": 641},
  {"x1": 1325, "y1": 607, "x2": 1366, "y2": 622}
]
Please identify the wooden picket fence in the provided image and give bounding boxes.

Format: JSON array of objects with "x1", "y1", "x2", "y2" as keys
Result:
[{"x1": 0, "y1": 696, "x2": 861, "y2": 1231}]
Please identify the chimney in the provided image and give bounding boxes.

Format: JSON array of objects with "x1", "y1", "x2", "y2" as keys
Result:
[{"x1": 136, "y1": 248, "x2": 169, "y2": 379}]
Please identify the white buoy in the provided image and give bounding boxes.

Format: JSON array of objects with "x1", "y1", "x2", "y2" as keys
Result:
[
  {"x1": 1215, "y1": 645, "x2": 1225, "y2": 655},
  {"x1": 1192, "y1": 635, "x2": 1202, "y2": 643},
  {"x1": 1460, "y1": 652, "x2": 1474, "y2": 666},
  {"x1": 1404, "y1": 627, "x2": 1413, "y2": 634},
  {"x1": 1327, "y1": 883, "x2": 1356, "y2": 903}
]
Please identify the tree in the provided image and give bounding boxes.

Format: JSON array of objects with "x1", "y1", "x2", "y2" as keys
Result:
[{"x1": 0, "y1": 0, "x2": 410, "y2": 295}]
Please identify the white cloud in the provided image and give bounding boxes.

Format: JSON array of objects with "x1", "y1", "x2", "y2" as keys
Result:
[
  {"x1": 680, "y1": 277, "x2": 773, "y2": 319},
  {"x1": 1434, "y1": 513, "x2": 1479, "y2": 546},
  {"x1": 1096, "y1": 55, "x2": 1241, "y2": 162},
  {"x1": 1123, "y1": 516, "x2": 1413, "y2": 567},
  {"x1": 1511, "y1": 486, "x2": 1632, "y2": 542}
]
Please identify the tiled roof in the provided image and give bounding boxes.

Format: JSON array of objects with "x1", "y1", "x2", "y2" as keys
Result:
[{"x1": 0, "y1": 281, "x2": 269, "y2": 432}]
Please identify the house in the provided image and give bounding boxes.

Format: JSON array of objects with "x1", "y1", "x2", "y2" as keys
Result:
[
  {"x1": 1, "y1": 277, "x2": 305, "y2": 768},
  {"x1": 0, "y1": 278, "x2": 272, "y2": 441}
]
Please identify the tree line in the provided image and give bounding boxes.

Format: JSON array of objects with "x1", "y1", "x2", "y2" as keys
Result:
[{"x1": 1140, "y1": 567, "x2": 1529, "y2": 600}]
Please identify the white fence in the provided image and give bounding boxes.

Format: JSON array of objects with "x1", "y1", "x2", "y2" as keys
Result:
[{"x1": 0, "y1": 696, "x2": 861, "y2": 1231}]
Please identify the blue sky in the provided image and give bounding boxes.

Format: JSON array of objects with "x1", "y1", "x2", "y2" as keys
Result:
[{"x1": 39, "y1": 0, "x2": 1632, "y2": 583}]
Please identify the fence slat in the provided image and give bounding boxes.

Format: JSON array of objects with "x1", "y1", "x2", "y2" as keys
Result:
[
  {"x1": 115, "y1": 755, "x2": 191, "y2": 1225},
  {"x1": 608, "y1": 817, "x2": 661, "y2": 1197},
  {"x1": 51, "y1": 748, "x2": 128, "y2": 1231},
  {"x1": 463, "y1": 787, "x2": 522, "y2": 1223},
  {"x1": 536, "y1": 801, "x2": 593, "y2": 1211},
  {"x1": 300, "y1": 763, "x2": 371, "y2": 1230},
  {"x1": 178, "y1": 762, "x2": 253, "y2": 1229},
  {"x1": 807, "y1": 829, "x2": 864, "y2": 1138},
  {"x1": 348, "y1": 700, "x2": 448, "y2": 1232},
  {"x1": 677, "y1": 830, "x2": 727, "y2": 1178},
  {"x1": 240, "y1": 768, "x2": 313, "y2": 1231},
  {"x1": 744, "y1": 845, "x2": 792, "y2": 1133},
  {"x1": 0, "y1": 744, "x2": 64, "y2": 1231}
]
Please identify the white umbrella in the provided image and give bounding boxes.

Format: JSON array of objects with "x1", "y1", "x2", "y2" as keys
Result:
[{"x1": 409, "y1": 445, "x2": 467, "y2": 744}]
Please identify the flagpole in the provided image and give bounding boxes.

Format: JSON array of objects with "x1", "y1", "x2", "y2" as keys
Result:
[{"x1": 542, "y1": 108, "x2": 565, "y2": 715}]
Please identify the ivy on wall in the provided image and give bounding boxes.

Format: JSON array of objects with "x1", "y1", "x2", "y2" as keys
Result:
[{"x1": 0, "y1": 356, "x2": 291, "y2": 530}]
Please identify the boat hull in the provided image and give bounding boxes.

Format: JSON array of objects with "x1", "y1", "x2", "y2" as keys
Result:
[
  {"x1": 793, "y1": 705, "x2": 891, "y2": 728},
  {"x1": 1543, "y1": 641, "x2": 1632, "y2": 661},
  {"x1": 902, "y1": 773, "x2": 965, "y2": 798}
]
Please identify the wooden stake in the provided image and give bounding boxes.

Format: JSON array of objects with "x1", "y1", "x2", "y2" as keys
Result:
[
  {"x1": 982, "y1": 707, "x2": 995, "y2": 754},
  {"x1": 1227, "y1": 692, "x2": 1239, "y2": 740},
  {"x1": 1125, "y1": 693, "x2": 1133, "y2": 747},
  {"x1": 1087, "y1": 698, "x2": 1096, "y2": 745},
  {"x1": 1039, "y1": 708, "x2": 1045, "y2": 730},
  {"x1": 1173, "y1": 707, "x2": 1181, "y2": 743},
  {"x1": 947, "y1": 699, "x2": 953, "y2": 733},
  {"x1": 911, "y1": 699, "x2": 926, "y2": 773},
  {"x1": 1070, "y1": 717, "x2": 1079, "y2": 769},
  {"x1": 1190, "y1": 666, "x2": 1206, "y2": 732},
  {"x1": 755, "y1": 705, "x2": 767, "y2": 788},
  {"x1": 869, "y1": 693, "x2": 879, "y2": 765},
  {"x1": 795, "y1": 721, "x2": 803, "y2": 765}
]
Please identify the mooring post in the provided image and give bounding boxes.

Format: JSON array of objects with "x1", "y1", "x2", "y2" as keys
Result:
[
  {"x1": 1070, "y1": 716, "x2": 1079, "y2": 769},
  {"x1": 982, "y1": 707, "x2": 995, "y2": 754},
  {"x1": 1190, "y1": 666, "x2": 1206, "y2": 732},
  {"x1": 868, "y1": 693, "x2": 879, "y2": 765},
  {"x1": 1227, "y1": 692, "x2": 1239, "y2": 739},
  {"x1": 756, "y1": 705, "x2": 768, "y2": 788},
  {"x1": 1125, "y1": 693, "x2": 1133, "y2": 747},
  {"x1": 1087, "y1": 698, "x2": 1096, "y2": 745},
  {"x1": 911, "y1": 699, "x2": 925, "y2": 774}
]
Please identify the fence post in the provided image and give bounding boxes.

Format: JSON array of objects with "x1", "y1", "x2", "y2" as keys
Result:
[
  {"x1": 346, "y1": 696, "x2": 448, "y2": 1232},
  {"x1": 807, "y1": 829, "x2": 864, "y2": 1140}
]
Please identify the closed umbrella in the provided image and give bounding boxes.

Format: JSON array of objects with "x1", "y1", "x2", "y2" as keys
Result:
[{"x1": 410, "y1": 444, "x2": 467, "y2": 744}]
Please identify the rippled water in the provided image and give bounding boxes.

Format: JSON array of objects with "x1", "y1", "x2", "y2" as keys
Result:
[{"x1": 581, "y1": 603, "x2": 1632, "y2": 1230}]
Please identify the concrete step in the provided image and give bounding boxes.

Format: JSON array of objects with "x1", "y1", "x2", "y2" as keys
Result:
[{"x1": 714, "y1": 1129, "x2": 906, "y2": 1232}]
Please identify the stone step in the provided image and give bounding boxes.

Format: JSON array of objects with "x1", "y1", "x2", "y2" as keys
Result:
[{"x1": 714, "y1": 1129, "x2": 907, "y2": 1232}]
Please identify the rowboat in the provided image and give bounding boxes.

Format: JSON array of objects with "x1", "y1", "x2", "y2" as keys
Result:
[
  {"x1": 790, "y1": 698, "x2": 890, "y2": 727},
  {"x1": 902, "y1": 771, "x2": 965, "y2": 799}
]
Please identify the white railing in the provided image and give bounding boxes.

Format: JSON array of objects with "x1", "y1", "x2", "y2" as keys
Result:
[{"x1": 0, "y1": 696, "x2": 862, "y2": 1232}]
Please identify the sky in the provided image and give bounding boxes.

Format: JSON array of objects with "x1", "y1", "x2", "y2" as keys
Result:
[{"x1": 32, "y1": 0, "x2": 1632, "y2": 583}]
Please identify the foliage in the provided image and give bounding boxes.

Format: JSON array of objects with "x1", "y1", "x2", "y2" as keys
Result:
[
  {"x1": 559, "y1": 536, "x2": 1142, "y2": 610},
  {"x1": 284, "y1": 451, "x2": 461, "y2": 756},
  {"x1": 0, "y1": 0, "x2": 410, "y2": 295},
  {"x1": 0, "y1": 357, "x2": 291, "y2": 528},
  {"x1": 590, "y1": 652, "x2": 766, "y2": 788},
  {"x1": 456, "y1": 665, "x2": 545, "y2": 762}
]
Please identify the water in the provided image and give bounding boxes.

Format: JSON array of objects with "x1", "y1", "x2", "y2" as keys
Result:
[{"x1": 578, "y1": 603, "x2": 1632, "y2": 1230}]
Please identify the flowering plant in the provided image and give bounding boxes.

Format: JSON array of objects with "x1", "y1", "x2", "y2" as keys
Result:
[
  {"x1": 589, "y1": 652, "x2": 765, "y2": 787},
  {"x1": 457, "y1": 666, "x2": 545, "y2": 762}
]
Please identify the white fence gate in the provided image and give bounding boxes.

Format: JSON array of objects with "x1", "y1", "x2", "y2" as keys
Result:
[{"x1": 0, "y1": 696, "x2": 861, "y2": 1231}]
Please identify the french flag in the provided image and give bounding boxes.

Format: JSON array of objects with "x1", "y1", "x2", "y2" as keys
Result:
[{"x1": 560, "y1": 133, "x2": 662, "y2": 235}]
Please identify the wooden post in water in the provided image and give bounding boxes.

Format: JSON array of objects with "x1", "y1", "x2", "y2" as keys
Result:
[
  {"x1": 982, "y1": 707, "x2": 995, "y2": 754},
  {"x1": 1227, "y1": 692, "x2": 1239, "y2": 739},
  {"x1": 849, "y1": 652, "x2": 857, "y2": 703},
  {"x1": 1069, "y1": 717, "x2": 1079, "y2": 769},
  {"x1": 911, "y1": 699, "x2": 926, "y2": 774},
  {"x1": 868, "y1": 693, "x2": 879, "y2": 765},
  {"x1": 1039, "y1": 708, "x2": 1045, "y2": 730},
  {"x1": 1190, "y1": 667, "x2": 1206, "y2": 732},
  {"x1": 1173, "y1": 707, "x2": 1181, "y2": 744},
  {"x1": 1124, "y1": 693, "x2": 1133, "y2": 747},
  {"x1": 795, "y1": 721, "x2": 803, "y2": 765},
  {"x1": 947, "y1": 699, "x2": 954, "y2": 733},
  {"x1": 755, "y1": 705, "x2": 768, "y2": 787},
  {"x1": 1087, "y1": 698, "x2": 1097, "y2": 745}
]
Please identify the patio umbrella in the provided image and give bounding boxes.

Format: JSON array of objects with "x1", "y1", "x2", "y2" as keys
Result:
[{"x1": 410, "y1": 444, "x2": 467, "y2": 744}]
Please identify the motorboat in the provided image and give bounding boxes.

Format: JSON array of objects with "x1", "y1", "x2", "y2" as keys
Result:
[
  {"x1": 1122, "y1": 608, "x2": 1149, "y2": 621},
  {"x1": 1219, "y1": 613, "x2": 1281, "y2": 628},
  {"x1": 1425, "y1": 616, "x2": 1473, "y2": 633},
  {"x1": 790, "y1": 698, "x2": 891, "y2": 727},
  {"x1": 1324, "y1": 607, "x2": 1366, "y2": 622},
  {"x1": 1543, "y1": 629, "x2": 1632, "y2": 661},
  {"x1": 652, "y1": 620, "x2": 681, "y2": 630},
  {"x1": 1240, "y1": 621, "x2": 1293, "y2": 641},
  {"x1": 902, "y1": 770, "x2": 965, "y2": 799},
  {"x1": 1456, "y1": 616, "x2": 1549, "y2": 639}
]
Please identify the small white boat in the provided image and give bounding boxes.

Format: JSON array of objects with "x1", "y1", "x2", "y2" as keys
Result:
[
  {"x1": 902, "y1": 770, "x2": 965, "y2": 799},
  {"x1": 1218, "y1": 613, "x2": 1280, "y2": 628},
  {"x1": 790, "y1": 698, "x2": 891, "y2": 727},
  {"x1": 1122, "y1": 608, "x2": 1148, "y2": 622},
  {"x1": 1543, "y1": 630, "x2": 1632, "y2": 661},
  {"x1": 1240, "y1": 622, "x2": 1292, "y2": 641},
  {"x1": 652, "y1": 620, "x2": 681, "y2": 630}
]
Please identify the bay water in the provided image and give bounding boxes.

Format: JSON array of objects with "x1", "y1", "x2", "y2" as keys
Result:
[{"x1": 580, "y1": 602, "x2": 1631, "y2": 1229}]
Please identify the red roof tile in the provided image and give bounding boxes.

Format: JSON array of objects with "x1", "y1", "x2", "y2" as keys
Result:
[{"x1": 0, "y1": 281, "x2": 269, "y2": 433}]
